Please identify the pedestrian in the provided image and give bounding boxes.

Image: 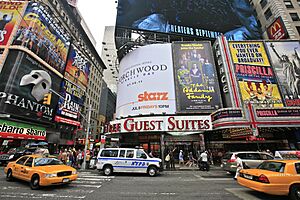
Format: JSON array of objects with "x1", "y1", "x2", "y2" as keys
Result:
[
  {"x1": 179, "y1": 150, "x2": 184, "y2": 166},
  {"x1": 185, "y1": 152, "x2": 196, "y2": 167},
  {"x1": 170, "y1": 149, "x2": 176, "y2": 170},
  {"x1": 77, "y1": 149, "x2": 83, "y2": 168},
  {"x1": 61, "y1": 149, "x2": 68, "y2": 165},
  {"x1": 234, "y1": 155, "x2": 243, "y2": 180},
  {"x1": 165, "y1": 152, "x2": 170, "y2": 170},
  {"x1": 200, "y1": 151, "x2": 209, "y2": 171}
]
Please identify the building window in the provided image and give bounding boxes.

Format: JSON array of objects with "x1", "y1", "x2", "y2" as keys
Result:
[
  {"x1": 296, "y1": 26, "x2": 300, "y2": 35},
  {"x1": 290, "y1": 13, "x2": 300, "y2": 21},
  {"x1": 284, "y1": 0, "x2": 294, "y2": 8},
  {"x1": 260, "y1": 0, "x2": 268, "y2": 9},
  {"x1": 264, "y1": 8, "x2": 272, "y2": 20},
  {"x1": 298, "y1": 0, "x2": 300, "y2": 6}
]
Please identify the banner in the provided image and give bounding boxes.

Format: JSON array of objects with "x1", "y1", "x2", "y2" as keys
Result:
[
  {"x1": 116, "y1": 44, "x2": 176, "y2": 118},
  {"x1": 0, "y1": 50, "x2": 62, "y2": 122},
  {"x1": 211, "y1": 109, "x2": 243, "y2": 122},
  {"x1": 0, "y1": 1, "x2": 27, "y2": 45},
  {"x1": 64, "y1": 45, "x2": 90, "y2": 90},
  {"x1": 173, "y1": 41, "x2": 222, "y2": 113},
  {"x1": 265, "y1": 41, "x2": 300, "y2": 106},
  {"x1": 12, "y1": 2, "x2": 70, "y2": 74},
  {"x1": 256, "y1": 108, "x2": 300, "y2": 118},
  {"x1": 267, "y1": 17, "x2": 289, "y2": 40},
  {"x1": 229, "y1": 41, "x2": 283, "y2": 107}
]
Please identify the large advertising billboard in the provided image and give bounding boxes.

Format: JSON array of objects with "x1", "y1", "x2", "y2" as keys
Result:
[
  {"x1": 0, "y1": 50, "x2": 62, "y2": 122},
  {"x1": 173, "y1": 41, "x2": 222, "y2": 113},
  {"x1": 64, "y1": 45, "x2": 90, "y2": 90},
  {"x1": 265, "y1": 41, "x2": 300, "y2": 106},
  {"x1": 12, "y1": 2, "x2": 70, "y2": 74},
  {"x1": 0, "y1": 1, "x2": 27, "y2": 46},
  {"x1": 229, "y1": 41, "x2": 284, "y2": 107},
  {"x1": 116, "y1": 0, "x2": 261, "y2": 40},
  {"x1": 116, "y1": 44, "x2": 176, "y2": 118}
]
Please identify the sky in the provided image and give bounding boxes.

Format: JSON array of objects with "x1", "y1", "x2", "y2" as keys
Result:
[{"x1": 77, "y1": 0, "x2": 118, "y2": 52}]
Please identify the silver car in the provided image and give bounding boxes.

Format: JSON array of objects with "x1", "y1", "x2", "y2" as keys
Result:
[{"x1": 221, "y1": 151, "x2": 274, "y2": 174}]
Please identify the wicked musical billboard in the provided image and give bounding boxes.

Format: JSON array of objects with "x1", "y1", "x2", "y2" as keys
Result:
[
  {"x1": 0, "y1": 49, "x2": 62, "y2": 122},
  {"x1": 64, "y1": 45, "x2": 90, "y2": 90},
  {"x1": 172, "y1": 41, "x2": 222, "y2": 113},
  {"x1": 12, "y1": 2, "x2": 70, "y2": 74},
  {"x1": 265, "y1": 41, "x2": 300, "y2": 107},
  {"x1": 0, "y1": 1, "x2": 27, "y2": 46},
  {"x1": 116, "y1": 0, "x2": 261, "y2": 40},
  {"x1": 228, "y1": 41, "x2": 284, "y2": 107}
]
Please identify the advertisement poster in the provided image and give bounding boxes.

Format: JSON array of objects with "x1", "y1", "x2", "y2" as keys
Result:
[
  {"x1": 56, "y1": 80, "x2": 84, "y2": 120},
  {"x1": 116, "y1": 0, "x2": 261, "y2": 40},
  {"x1": 0, "y1": 1, "x2": 27, "y2": 46},
  {"x1": 12, "y1": 2, "x2": 70, "y2": 74},
  {"x1": 173, "y1": 41, "x2": 222, "y2": 113},
  {"x1": 64, "y1": 45, "x2": 90, "y2": 90},
  {"x1": 267, "y1": 17, "x2": 289, "y2": 40},
  {"x1": 229, "y1": 41, "x2": 283, "y2": 107},
  {"x1": 0, "y1": 50, "x2": 62, "y2": 122},
  {"x1": 116, "y1": 44, "x2": 176, "y2": 118},
  {"x1": 265, "y1": 41, "x2": 300, "y2": 106}
]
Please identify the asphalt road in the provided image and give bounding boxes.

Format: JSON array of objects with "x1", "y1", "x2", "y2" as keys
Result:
[{"x1": 0, "y1": 166, "x2": 289, "y2": 200}]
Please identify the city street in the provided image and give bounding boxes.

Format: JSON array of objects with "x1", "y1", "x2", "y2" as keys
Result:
[{"x1": 0, "y1": 166, "x2": 289, "y2": 200}]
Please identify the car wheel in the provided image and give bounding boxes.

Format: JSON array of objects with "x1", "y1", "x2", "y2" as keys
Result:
[
  {"x1": 103, "y1": 165, "x2": 113, "y2": 176},
  {"x1": 148, "y1": 166, "x2": 157, "y2": 177},
  {"x1": 30, "y1": 175, "x2": 40, "y2": 190},
  {"x1": 290, "y1": 185, "x2": 300, "y2": 200},
  {"x1": 6, "y1": 169, "x2": 13, "y2": 181}
]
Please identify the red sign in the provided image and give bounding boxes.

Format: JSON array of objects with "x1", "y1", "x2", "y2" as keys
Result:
[
  {"x1": 54, "y1": 116, "x2": 80, "y2": 126},
  {"x1": 267, "y1": 17, "x2": 289, "y2": 40}
]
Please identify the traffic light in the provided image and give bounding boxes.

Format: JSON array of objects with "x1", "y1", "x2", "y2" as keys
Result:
[{"x1": 43, "y1": 93, "x2": 52, "y2": 105}]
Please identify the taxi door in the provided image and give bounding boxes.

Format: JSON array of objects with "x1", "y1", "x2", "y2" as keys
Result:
[
  {"x1": 13, "y1": 156, "x2": 29, "y2": 179},
  {"x1": 19, "y1": 157, "x2": 34, "y2": 181}
]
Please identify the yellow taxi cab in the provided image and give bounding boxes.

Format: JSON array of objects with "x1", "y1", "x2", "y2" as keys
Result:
[
  {"x1": 4, "y1": 155, "x2": 78, "y2": 190},
  {"x1": 237, "y1": 160, "x2": 300, "y2": 200}
]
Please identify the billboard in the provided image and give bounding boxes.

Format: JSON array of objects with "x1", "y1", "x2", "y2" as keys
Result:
[
  {"x1": 265, "y1": 41, "x2": 300, "y2": 106},
  {"x1": 173, "y1": 41, "x2": 222, "y2": 113},
  {"x1": 229, "y1": 41, "x2": 284, "y2": 107},
  {"x1": 116, "y1": 0, "x2": 261, "y2": 40},
  {"x1": 267, "y1": 17, "x2": 289, "y2": 40},
  {"x1": 0, "y1": 50, "x2": 62, "y2": 122},
  {"x1": 116, "y1": 44, "x2": 176, "y2": 118},
  {"x1": 0, "y1": 1, "x2": 27, "y2": 46},
  {"x1": 12, "y1": 2, "x2": 70, "y2": 74},
  {"x1": 64, "y1": 45, "x2": 90, "y2": 90}
]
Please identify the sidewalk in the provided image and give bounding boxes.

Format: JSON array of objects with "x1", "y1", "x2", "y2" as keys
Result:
[{"x1": 164, "y1": 163, "x2": 222, "y2": 171}]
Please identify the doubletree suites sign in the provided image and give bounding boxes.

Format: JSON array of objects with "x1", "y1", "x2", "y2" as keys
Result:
[{"x1": 0, "y1": 119, "x2": 46, "y2": 140}]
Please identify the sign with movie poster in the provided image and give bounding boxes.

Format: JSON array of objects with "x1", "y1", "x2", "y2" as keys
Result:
[
  {"x1": 267, "y1": 17, "x2": 289, "y2": 40},
  {"x1": 12, "y1": 2, "x2": 70, "y2": 74},
  {"x1": 229, "y1": 41, "x2": 284, "y2": 107},
  {"x1": 265, "y1": 41, "x2": 300, "y2": 107},
  {"x1": 0, "y1": 1, "x2": 27, "y2": 46},
  {"x1": 173, "y1": 41, "x2": 222, "y2": 113},
  {"x1": 0, "y1": 50, "x2": 62, "y2": 122},
  {"x1": 64, "y1": 45, "x2": 90, "y2": 90},
  {"x1": 116, "y1": 0, "x2": 261, "y2": 40}
]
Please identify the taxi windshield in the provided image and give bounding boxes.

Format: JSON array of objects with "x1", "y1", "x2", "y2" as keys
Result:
[{"x1": 34, "y1": 158, "x2": 63, "y2": 166}]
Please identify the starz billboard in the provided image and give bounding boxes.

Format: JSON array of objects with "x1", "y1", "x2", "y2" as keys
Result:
[
  {"x1": 116, "y1": 0, "x2": 261, "y2": 40},
  {"x1": 0, "y1": 50, "x2": 62, "y2": 122}
]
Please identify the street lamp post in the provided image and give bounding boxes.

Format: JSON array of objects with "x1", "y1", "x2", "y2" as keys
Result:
[{"x1": 82, "y1": 99, "x2": 92, "y2": 170}]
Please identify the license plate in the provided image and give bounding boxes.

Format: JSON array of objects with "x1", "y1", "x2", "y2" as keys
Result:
[
  {"x1": 243, "y1": 174, "x2": 253, "y2": 180},
  {"x1": 62, "y1": 178, "x2": 70, "y2": 183}
]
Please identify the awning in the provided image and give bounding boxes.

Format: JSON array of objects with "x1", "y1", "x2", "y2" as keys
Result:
[{"x1": 0, "y1": 132, "x2": 46, "y2": 140}]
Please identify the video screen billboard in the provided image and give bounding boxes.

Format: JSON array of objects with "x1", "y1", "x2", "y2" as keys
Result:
[
  {"x1": 116, "y1": 0, "x2": 261, "y2": 40},
  {"x1": 265, "y1": 41, "x2": 300, "y2": 106},
  {"x1": 0, "y1": 50, "x2": 62, "y2": 122},
  {"x1": 116, "y1": 44, "x2": 176, "y2": 118},
  {"x1": 173, "y1": 41, "x2": 222, "y2": 113},
  {"x1": 64, "y1": 45, "x2": 90, "y2": 90},
  {"x1": 229, "y1": 41, "x2": 284, "y2": 107},
  {"x1": 12, "y1": 2, "x2": 70, "y2": 74},
  {"x1": 0, "y1": 1, "x2": 27, "y2": 46}
]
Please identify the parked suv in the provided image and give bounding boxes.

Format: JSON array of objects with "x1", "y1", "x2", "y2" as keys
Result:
[
  {"x1": 221, "y1": 151, "x2": 274, "y2": 174},
  {"x1": 96, "y1": 148, "x2": 162, "y2": 177}
]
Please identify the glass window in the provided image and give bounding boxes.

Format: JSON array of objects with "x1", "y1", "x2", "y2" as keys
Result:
[
  {"x1": 100, "y1": 150, "x2": 119, "y2": 157},
  {"x1": 236, "y1": 153, "x2": 247, "y2": 159},
  {"x1": 261, "y1": 154, "x2": 273, "y2": 160},
  {"x1": 295, "y1": 163, "x2": 300, "y2": 174},
  {"x1": 246, "y1": 153, "x2": 261, "y2": 160},
  {"x1": 119, "y1": 150, "x2": 126, "y2": 157},
  {"x1": 34, "y1": 158, "x2": 63, "y2": 166},
  {"x1": 24, "y1": 157, "x2": 33, "y2": 167},
  {"x1": 260, "y1": 0, "x2": 268, "y2": 9},
  {"x1": 136, "y1": 150, "x2": 147, "y2": 159},
  {"x1": 258, "y1": 161, "x2": 285, "y2": 172},
  {"x1": 296, "y1": 26, "x2": 300, "y2": 35},
  {"x1": 284, "y1": 0, "x2": 294, "y2": 8},
  {"x1": 16, "y1": 156, "x2": 28, "y2": 165},
  {"x1": 126, "y1": 150, "x2": 134, "y2": 158},
  {"x1": 264, "y1": 8, "x2": 272, "y2": 20},
  {"x1": 290, "y1": 13, "x2": 300, "y2": 21}
]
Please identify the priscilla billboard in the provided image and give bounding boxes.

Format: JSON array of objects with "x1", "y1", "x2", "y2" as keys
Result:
[
  {"x1": 172, "y1": 41, "x2": 222, "y2": 113},
  {"x1": 228, "y1": 41, "x2": 284, "y2": 107},
  {"x1": 116, "y1": 44, "x2": 176, "y2": 118},
  {"x1": 116, "y1": 0, "x2": 261, "y2": 40}
]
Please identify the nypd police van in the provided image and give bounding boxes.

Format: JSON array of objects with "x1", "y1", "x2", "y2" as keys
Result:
[{"x1": 96, "y1": 148, "x2": 162, "y2": 177}]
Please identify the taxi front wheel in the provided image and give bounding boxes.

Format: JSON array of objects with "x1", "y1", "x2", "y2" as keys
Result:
[
  {"x1": 148, "y1": 166, "x2": 157, "y2": 177},
  {"x1": 30, "y1": 174, "x2": 40, "y2": 190},
  {"x1": 6, "y1": 169, "x2": 13, "y2": 181},
  {"x1": 289, "y1": 184, "x2": 300, "y2": 200}
]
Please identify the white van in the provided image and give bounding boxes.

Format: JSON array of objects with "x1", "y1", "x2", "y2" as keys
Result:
[{"x1": 96, "y1": 148, "x2": 162, "y2": 177}]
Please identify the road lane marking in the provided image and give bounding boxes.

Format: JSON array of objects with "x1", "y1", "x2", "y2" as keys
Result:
[
  {"x1": 0, "y1": 192, "x2": 86, "y2": 199},
  {"x1": 77, "y1": 178, "x2": 111, "y2": 181},
  {"x1": 72, "y1": 185, "x2": 102, "y2": 188}
]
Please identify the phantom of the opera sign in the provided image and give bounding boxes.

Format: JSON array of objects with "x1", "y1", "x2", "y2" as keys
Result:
[
  {"x1": 229, "y1": 41, "x2": 284, "y2": 107},
  {"x1": 105, "y1": 115, "x2": 212, "y2": 134}
]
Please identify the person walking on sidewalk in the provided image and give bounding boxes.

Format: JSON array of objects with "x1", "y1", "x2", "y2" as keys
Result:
[
  {"x1": 200, "y1": 151, "x2": 209, "y2": 171},
  {"x1": 179, "y1": 150, "x2": 184, "y2": 166},
  {"x1": 170, "y1": 148, "x2": 176, "y2": 170},
  {"x1": 234, "y1": 155, "x2": 243, "y2": 180}
]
